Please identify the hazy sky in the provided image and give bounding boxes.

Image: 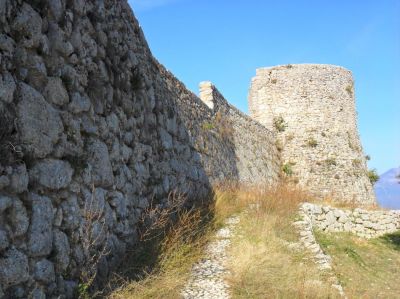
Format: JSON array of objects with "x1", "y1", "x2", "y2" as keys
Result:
[{"x1": 128, "y1": 0, "x2": 399, "y2": 174}]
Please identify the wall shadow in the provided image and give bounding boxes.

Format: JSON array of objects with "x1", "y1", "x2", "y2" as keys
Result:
[{"x1": 380, "y1": 231, "x2": 400, "y2": 251}]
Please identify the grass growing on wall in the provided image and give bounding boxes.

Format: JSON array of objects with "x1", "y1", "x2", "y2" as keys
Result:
[
  {"x1": 367, "y1": 169, "x2": 380, "y2": 185},
  {"x1": 315, "y1": 231, "x2": 400, "y2": 298},
  {"x1": 273, "y1": 116, "x2": 287, "y2": 132}
]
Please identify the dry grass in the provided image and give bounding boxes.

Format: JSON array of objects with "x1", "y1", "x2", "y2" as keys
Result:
[
  {"x1": 214, "y1": 111, "x2": 234, "y2": 140},
  {"x1": 219, "y1": 184, "x2": 340, "y2": 298},
  {"x1": 318, "y1": 195, "x2": 382, "y2": 211},
  {"x1": 315, "y1": 231, "x2": 400, "y2": 299},
  {"x1": 107, "y1": 183, "x2": 342, "y2": 298},
  {"x1": 78, "y1": 185, "x2": 110, "y2": 299},
  {"x1": 108, "y1": 200, "x2": 215, "y2": 299},
  {"x1": 215, "y1": 182, "x2": 311, "y2": 229}
]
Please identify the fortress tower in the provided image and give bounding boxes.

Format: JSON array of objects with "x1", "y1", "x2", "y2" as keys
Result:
[{"x1": 248, "y1": 64, "x2": 376, "y2": 204}]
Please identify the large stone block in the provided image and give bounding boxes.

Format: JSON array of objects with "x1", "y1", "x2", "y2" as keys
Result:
[
  {"x1": 48, "y1": 0, "x2": 64, "y2": 21},
  {"x1": 44, "y1": 77, "x2": 69, "y2": 106},
  {"x1": 159, "y1": 127, "x2": 173, "y2": 150},
  {"x1": 8, "y1": 164, "x2": 29, "y2": 193},
  {"x1": 33, "y1": 259, "x2": 55, "y2": 284},
  {"x1": 68, "y1": 92, "x2": 91, "y2": 113},
  {"x1": 17, "y1": 83, "x2": 64, "y2": 158},
  {"x1": 0, "y1": 196, "x2": 29, "y2": 238},
  {"x1": 61, "y1": 195, "x2": 81, "y2": 230},
  {"x1": 28, "y1": 193, "x2": 54, "y2": 257},
  {"x1": 12, "y1": 3, "x2": 42, "y2": 48},
  {"x1": 0, "y1": 73, "x2": 16, "y2": 103},
  {"x1": 30, "y1": 159, "x2": 73, "y2": 190},
  {"x1": 9, "y1": 199, "x2": 29, "y2": 237},
  {"x1": 86, "y1": 138, "x2": 114, "y2": 187},
  {"x1": 0, "y1": 249, "x2": 29, "y2": 287},
  {"x1": 52, "y1": 229, "x2": 70, "y2": 272}
]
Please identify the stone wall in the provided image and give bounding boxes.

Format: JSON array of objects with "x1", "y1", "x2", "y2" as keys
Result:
[
  {"x1": 248, "y1": 64, "x2": 376, "y2": 204},
  {"x1": 199, "y1": 82, "x2": 280, "y2": 183},
  {"x1": 0, "y1": 1, "x2": 279, "y2": 297},
  {"x1": 300, "y1": 203, "x2": 400, "y2": 238}
]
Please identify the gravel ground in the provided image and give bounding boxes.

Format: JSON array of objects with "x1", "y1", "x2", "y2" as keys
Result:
[{"x1": 181, "y1": 216, "x2": 240, "y2": 299}]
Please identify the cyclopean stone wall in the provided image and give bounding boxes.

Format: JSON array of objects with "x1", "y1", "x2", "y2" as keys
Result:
[
  {"x1": 248, "y1": 64, "x2": 376, "y2": 204},
  {"x1": 0, "y1": 1, "x2": 279, "y2": 298},
  {"x1": 300, "y1": 203, "x2": 400, "y2": 239},
  {"x1": 199, "y1": 81, "x2": 280, "y2": 183}
]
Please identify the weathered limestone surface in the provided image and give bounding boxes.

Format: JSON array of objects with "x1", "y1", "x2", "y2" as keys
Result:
[
  {"x1": 0, "y1": 1, "x2": 279, "y2": 297},
  {"x1": 248, "y1": 64, "x2": 376, "y2": 204},
  {"x1": 199, "y1": 82, "x2": 280, "y2": 184}
]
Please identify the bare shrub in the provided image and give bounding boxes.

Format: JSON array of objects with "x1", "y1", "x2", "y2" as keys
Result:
[
  {"x1": 273, "y1": 116, "x2": 287, "y2": 132},
  {"x1": 215, "y1": 182, "x2": 312, "y2": 221},
  {"x1": 138, "y1": 191, "x2": 187, "y2": 242},
  {"x1": 78, "y1": 184, "x2": 110, "y2": 298},
  {"x1": 109, "y1": 191, "x2": 213, "y2": 299}
]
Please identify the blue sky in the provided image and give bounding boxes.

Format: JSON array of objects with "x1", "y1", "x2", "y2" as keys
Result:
[{"x1": 128, "y1": 0, "x2": 399, "y2": 174}]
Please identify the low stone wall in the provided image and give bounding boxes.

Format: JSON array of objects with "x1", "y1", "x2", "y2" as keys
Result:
[
  {"x1": 293, "y1": 211, "x2": 345, "y2": 296},
  {"x1": 295, "y1": 203, "x2": 400, "y2": 297},
  {"x1": 300, "y1": 203, "x2": 400, "y2": 238}
]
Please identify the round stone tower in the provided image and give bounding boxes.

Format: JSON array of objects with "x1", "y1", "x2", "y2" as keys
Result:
[{"x1": 248, "y1": 64, "x2": 375, "y2": 204}]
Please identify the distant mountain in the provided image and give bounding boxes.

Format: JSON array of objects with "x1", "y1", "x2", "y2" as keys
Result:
[{"x1": 375, "y1": 167, "x2": 400, "y2": 209}]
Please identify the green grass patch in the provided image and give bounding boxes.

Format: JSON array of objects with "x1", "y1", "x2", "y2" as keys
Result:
[
  {"x1": 379, "y1": 231, "x2": 400, "y2": 251},
  {"x1": 315, "y1": 230, "x2": 400, "y2": 298}
]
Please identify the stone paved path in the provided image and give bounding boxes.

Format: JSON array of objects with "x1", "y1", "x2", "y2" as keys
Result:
[{"x1": 181, "y1": 216, "x2": 240, "y2": 299}]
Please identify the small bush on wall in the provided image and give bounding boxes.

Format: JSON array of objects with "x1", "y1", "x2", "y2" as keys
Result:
[
  {"x1": 273, "y1": 116, "x2": 287, "y2": 132},
  {"x1": 367, "y1": 169, "x2": 379, "y2": 185},
  {"x1": 306, "y1": 137, "x2": 318, "y2": 148},
  {"x1": 325, "y1": 158, "x2": 337, "y2": 166},
  {"x1": 201, "y1": 122, "x2": 215, "y2": 131},
  {"x1": 214, "y1": 111, "x2": 234, "y2": 140},
  {"x1": 282, "y1": 162, "x2": 294, "y2": 176},
  {"x1": 345, "y1": 84, "x2": 353, "y2": 97}
]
